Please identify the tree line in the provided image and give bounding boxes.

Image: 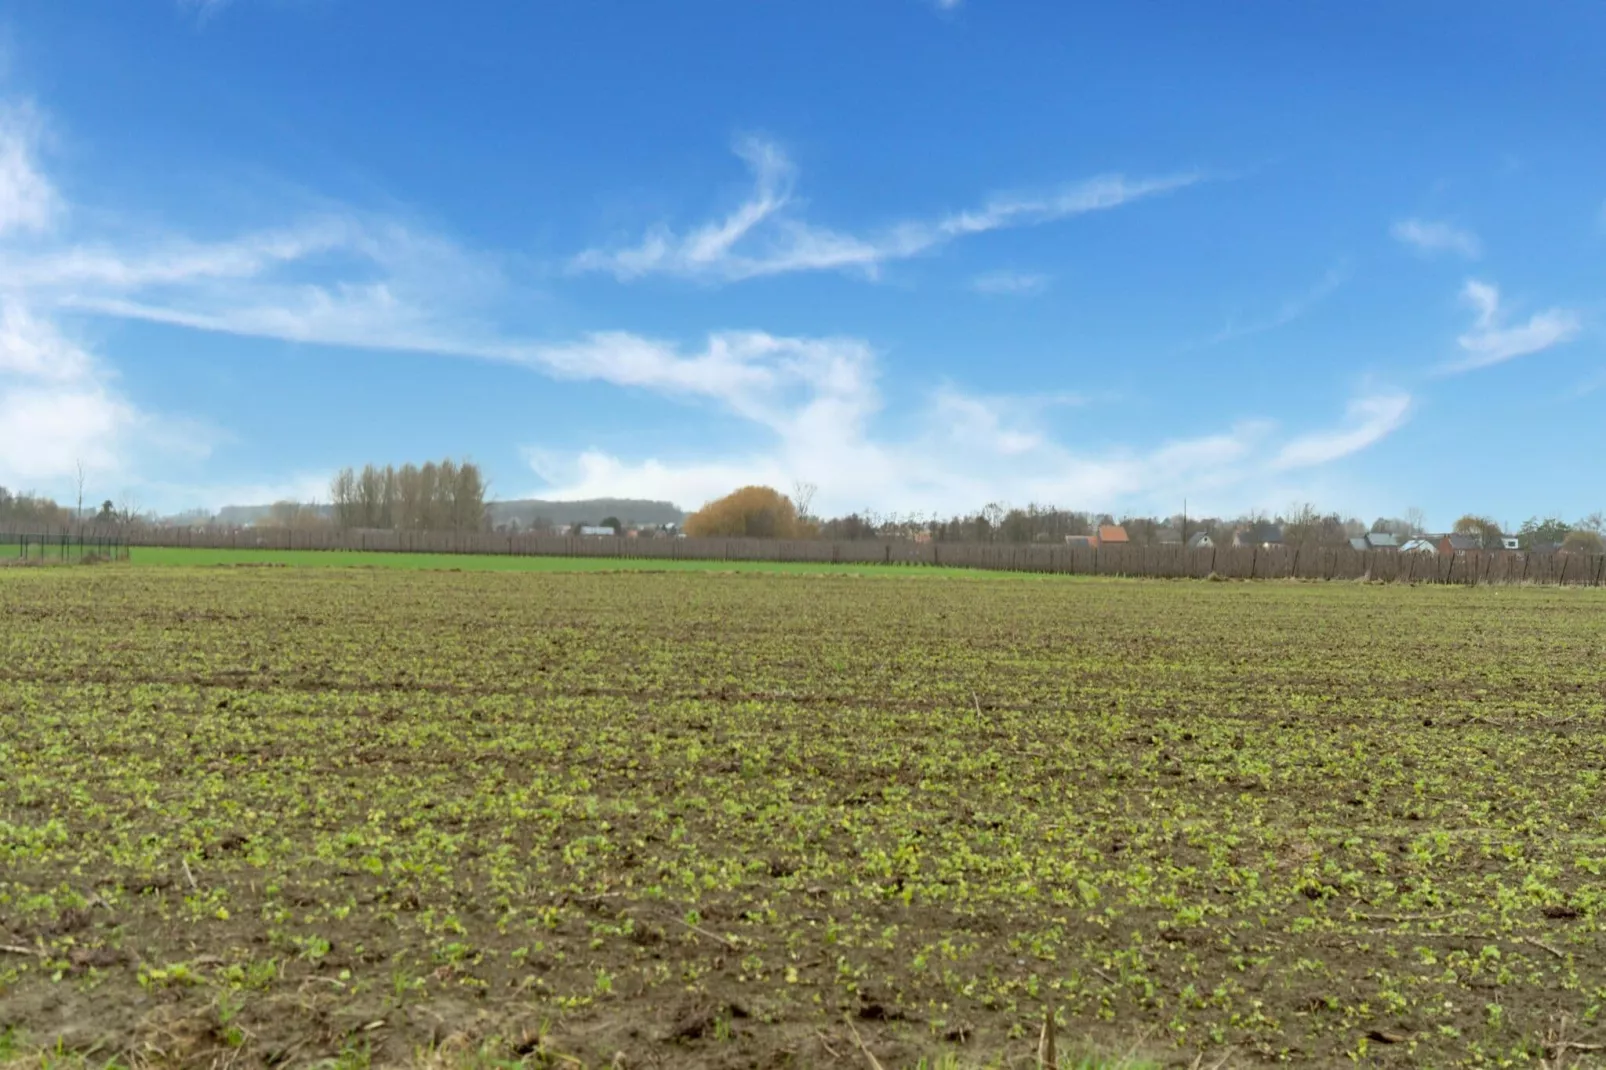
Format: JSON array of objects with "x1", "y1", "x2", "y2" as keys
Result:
[
  {"x1": 0, "y1": 487, "x2": 72, "y2": 527},
  {"x1": 9, "y1": 472, "x2": 1604, "y2": 553},
  {"x1": 0, "y1": 486, "x2": 135, "y2": 528},
  {"x1": 683, "y1": 487, "x2": 1606, "y2": 553},
  {"x1": 327, "y1": 460, "x2": 489, "y2": 531},
  {"x1": 1450, "y1": 513, "x2": 1605, "y2": 555}
]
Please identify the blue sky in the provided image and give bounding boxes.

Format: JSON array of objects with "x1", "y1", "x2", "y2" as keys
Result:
[{"x1": 0, "y1": 1, "x2": 1601, "y2": 527}]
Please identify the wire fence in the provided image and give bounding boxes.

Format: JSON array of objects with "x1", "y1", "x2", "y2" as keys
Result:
[
  {"x1": 0, "y1": 530, "x2": 132, "y2": 564},
  {"x1": 2, "y1": 524, "x2": 1603, "y2": 585}
]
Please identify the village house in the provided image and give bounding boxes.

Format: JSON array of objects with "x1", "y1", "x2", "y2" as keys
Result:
[
  {"x1": 1233, "y1": 523, "x2": 1283, "y2": 549},
  {"x1": 1349, "y1": 532, "x2": 1400, "y2": 552},
  {"x1": 1439, "y1": 533, "x2": 1483, "y2": 554}
]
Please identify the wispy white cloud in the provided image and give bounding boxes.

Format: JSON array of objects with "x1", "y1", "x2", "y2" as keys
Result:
[
  {"x1": 1268, "y1": 392, "x2": 1412, "y2": 472},
  {"x1": 1203, "y1": 264, "x2": 1347, "y2": 346},
  {"x1": 17, "y1": 229, "x2": 1401, "y2": 518},
  {"x1": 0, "y1": 105, "x2": 213, "y2": 492},
  {"x1": 970, "y1": 269, "x2": 1049, "y2": 296},
  {"x1": 0, "y1": 102, "x2": 61, "y2": 237},
  {"x1": 1391, "y1": 218, "x2": 1481, "y2": 259},
  {"x1": 926, "y1": 386, "x2": 1083, "y2": 456},
  {"x1": 570, "y1": 137, "x2": 1200, "y2": 283},
  {"x1": 514, "y1": 326, "x2": 1409, "y2": 516},
  {"x1": 0, "y1": 380, "x2": 136, "y2": 483},
  {"x1": 0, "y1": 89, "x2": 1399, "y2": 517},
  {"x1": 1443, "y1": 279, "x2": 1580, "y2": 373},
  {"x1": 12, "y1": 213, "x2": 507, "y2": 364},
  {"x1": 0, "y1": 297, "x2": 212, "y2": 489},
  {"x1": 1570, "y1": 369, "x2": 1606, "y2": 400},
  {"x1": 1, "y1": 222, "x2": 356, "y2": 290},
  {"x1": 26, "y1": 208, "x2": 1396, "y2": 513},
  {"x1": 0, "y1": 301, "x2": 93, "y2": 381},
  {"x1": 935, "y1": 173, "x2": 1194, "y2": 236},
  {"x1": 523, "y1": 395, "x2": 1401, "y2": 518}
]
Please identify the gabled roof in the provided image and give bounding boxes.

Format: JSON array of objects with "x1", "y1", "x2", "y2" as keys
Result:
[
  {"x1": 1186, "y1": 532, "x2": 1213, "y2": 549},
  {"x1": 1237, "y1": 523, "x2": 1283, "y2": 545},
  {"x1": 1400, "y1": 538, "x2": 1437, "y2": 553},
  {"x1": 1098, "y1": 524, "x2": 1129, "y2": 543},
  {"x1": 1443, "y1": 533, "x2": 1482, "y2": 552},
  {"x1": 1366, "y1": 531, "x2": 1399, "y2": 549},
  {"x1": 1349, "y1": 537, "x2": 1370, "y2": 552}
]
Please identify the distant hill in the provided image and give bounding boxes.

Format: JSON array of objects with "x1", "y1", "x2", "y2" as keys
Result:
[
  {"x1": 488, "y1": 498, "x2": 686, "y2": 529},
  {"x1": 210, "y1": 498, "x2": 684, "y2": 529}
]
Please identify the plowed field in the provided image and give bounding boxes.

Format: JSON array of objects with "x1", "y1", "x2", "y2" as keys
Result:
[{"x1": 3, "y1": 567, "x2": 1605, "y2": 1067}]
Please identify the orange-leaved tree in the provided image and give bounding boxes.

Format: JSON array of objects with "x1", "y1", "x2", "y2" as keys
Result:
[{"x1": 684, "y1": 486, "x2": 814, "y2": 539}]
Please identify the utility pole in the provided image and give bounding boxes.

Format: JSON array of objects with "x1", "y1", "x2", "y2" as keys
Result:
[{"x1": 1182, "y1": 498, "x2": 1188, "y2": 543}]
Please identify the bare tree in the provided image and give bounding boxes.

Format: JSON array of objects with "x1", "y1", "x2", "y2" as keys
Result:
[
  {"x1": 981, "y1": 502, "x2": 1005, "y2": 541},
  {"x1": 1282, "y1": 502, "x2": 1323, "y2": 546},
  {"x1": 74, "y1": 460, "x2": 86, "y2": 531},
  {"x1": 115, "y1": 492, "x2": 143, "y2": 529},
  {"x1": 447, "y1": 459, "x2": 487, "y2": 530},
  {"x1": 791, "y1": 480, "x2": 818, "y2": 522},
  {"x1": 329, "y1": 458, "x2": 489, "y2": 532},
  {"x1": 329, "y1": 468, "x2": 359, "y2": 528},
  {"x1": 1403, "y1": 506, "x2": 1428, "y2": 537}
]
